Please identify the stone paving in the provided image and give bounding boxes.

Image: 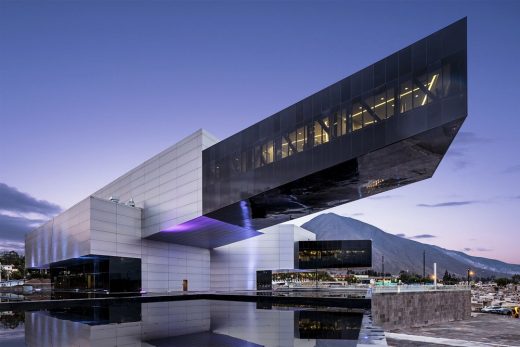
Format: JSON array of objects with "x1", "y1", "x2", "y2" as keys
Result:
[{"x1": 386, "y1": 312, "x2": 520, "y2": 346}]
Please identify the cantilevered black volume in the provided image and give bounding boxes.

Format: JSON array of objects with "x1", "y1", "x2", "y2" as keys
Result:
[{"x1": 202, "y1": 18, "x2": 467, "y2": 231}]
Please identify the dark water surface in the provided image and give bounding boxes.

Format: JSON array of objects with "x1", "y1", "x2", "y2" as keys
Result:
[{"x1": 0, "y1": 300, "x2": 370, "y2": 346}]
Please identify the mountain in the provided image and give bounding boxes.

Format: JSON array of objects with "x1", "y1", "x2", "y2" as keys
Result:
[{"x1": 301, "y1": 213, "x2": 520, "y2": 278}]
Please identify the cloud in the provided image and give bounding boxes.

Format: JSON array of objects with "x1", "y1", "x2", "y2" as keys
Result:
[
  {"x1": 0, "y1": 183, "x2": 61, "y2": 250},
  {"x1": 410, "y1": 234, "x2": 436, "y2": 239},
  {"x1": 502, "y1": 164, "x2": 520, "y2": 174},
  {"x1": 350, "y1": 213, "x2": 364, "y2": 216},
  {"x1": 476, "y1": 247, "x2": 492, "y2": 252},
  {"x1": 417, "y1": 201, "x2": 478, "y2": 208},
  {"x1": 0, "y1": 214, "x2": 46, "y2": 243},
  {"x1": 445, "y1": 132, "x2": 493, "y2": 171},
  {"x1": 463, "y1": 247, "x2": 472, "y2": 252},
  {"x1": 0, "y1": 241, "x2": 25, "y2": 254},
  {"x1": 0, "y1": 183, "x2": 61, "y2": 216},
  {"x1": 395, "y1": 233, "x2": 406, "y2": 237}
]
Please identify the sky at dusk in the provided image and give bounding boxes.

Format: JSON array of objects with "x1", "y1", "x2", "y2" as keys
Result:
[{"x1": 1, "y1": 1, "x2": 519, "y2": 264}]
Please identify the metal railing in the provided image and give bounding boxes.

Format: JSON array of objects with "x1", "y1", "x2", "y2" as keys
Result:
[{"x1": 371, "y1": 284, "x2": 470, "y2": 294}]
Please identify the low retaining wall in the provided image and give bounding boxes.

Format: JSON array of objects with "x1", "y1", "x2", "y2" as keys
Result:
[{"x1": 371, "y1": 290, "x2": 470, "y2": 329}]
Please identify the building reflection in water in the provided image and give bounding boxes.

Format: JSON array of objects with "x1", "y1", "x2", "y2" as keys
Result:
[{"x1": 24, "y1": 300, "x2": 365, "y2": 347}]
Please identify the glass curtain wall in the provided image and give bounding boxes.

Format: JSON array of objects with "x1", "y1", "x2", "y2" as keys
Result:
[{"x1": 50, "y1": 255, "x2": 141, "y2": 292}]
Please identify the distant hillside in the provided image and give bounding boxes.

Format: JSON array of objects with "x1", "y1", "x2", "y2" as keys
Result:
[{"x1": 301, "y1": 213, "x2": 520, "y2": 278}]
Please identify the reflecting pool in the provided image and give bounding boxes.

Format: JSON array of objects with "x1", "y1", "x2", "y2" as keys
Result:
[{"x1": 0, "y1": 300, "x2": 379, "y2": 346}]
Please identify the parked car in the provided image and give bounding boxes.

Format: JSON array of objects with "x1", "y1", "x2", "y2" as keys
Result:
[{"x1": 481, "y1": 306, "x2": 511, "y2": 315}]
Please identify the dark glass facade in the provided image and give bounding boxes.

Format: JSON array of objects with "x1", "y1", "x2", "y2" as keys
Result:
[
  {"x1": 294, "y1": 311, "x2": 363, "y2": 340},
  {"x1": 45, "y1": 303, "x2": 141, "y2": 325},
  {"x1": 202, "y1": 18, "x2": 467, "y2": 231},
  {"x1": 50, "y1": 255, "x2": 141, "y2": 292},
  {"x1": 256, "y1": 270, "x2": 273, "y2": 290},
  {"x1": 295, "y1": 240, "x2": 372, "y2": 269}
]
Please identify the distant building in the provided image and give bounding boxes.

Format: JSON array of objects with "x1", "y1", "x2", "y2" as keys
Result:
[
  {"x1": 26, "y1": 18, "x2": 467, "y2": 293},
  {"x1": 0, "y1": 265, "x2": 14, "y2": 272}
]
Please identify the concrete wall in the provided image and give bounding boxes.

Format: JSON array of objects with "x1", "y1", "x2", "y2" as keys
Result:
[
  {"x1": 92, "y1": 129, "x2": 219, "y2": 238},
  {"x1": 210, "y1": 224, "x2": 316, "y2": 291},
  {"x1": 371, "y1": 290, "x2": 471, "y2": 329},
  {"x1": 90, "y1": 129, "x2": 216, "y2": 292},
  {"x1": 26, "y1": 130, "x2": 216, "y2": 292},
  {"x1": 25, "y1": 197, "x2": 142, "y2": 268},
  {"x1": 141, "y1": 240, "x2": 210, "y2": 292},
  {"x1": 25, "y1": 300, "x2": 211, "y2": 347},
  {"x1": 89, "y1": 197, "x2": 142, "y2": 259},
  {"x1": 89, "y1": 197, "x2": 210, "y2": 292}
]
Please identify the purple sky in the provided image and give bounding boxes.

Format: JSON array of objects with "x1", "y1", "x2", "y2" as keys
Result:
[{"x1": 1, "y1": 1, "x2": 519, "y2": 264}]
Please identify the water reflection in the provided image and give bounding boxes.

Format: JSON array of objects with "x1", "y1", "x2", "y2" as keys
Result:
[{"x1": 3, "y1": 300, "x2": 368, "y2": 346}]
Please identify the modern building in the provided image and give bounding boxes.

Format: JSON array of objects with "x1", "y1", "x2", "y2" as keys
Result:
[{"x1": 25, "y1": 18, "x2": 467, "y2": 293}]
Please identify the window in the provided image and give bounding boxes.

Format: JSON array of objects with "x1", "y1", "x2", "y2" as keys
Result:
[
  {"x1": 362, "y1": 95, "x2": 376, "y2": 126},
  {"x1": 332, "y1": 111, "x2": 347, "y2": 138},
  {"x1": 374, "y1": 90, "x2": 386, "y2": 120},
  {"x1": 281, "y1": 135, "x2": 294, "y2": 158},
  {"x1": 313, "y1": 121, "x2": 323, "y2": 146},
  {"x1": 386, "y1": 87, "x2": 395, "y2": 118},
  {"x1": 341, "y1": 109, "x2": 348, "y2": 135},
  {"x1": 413, "y1": 73, "x2": 428, "y2": 108},
  {"x1": 399, "y1": 80, "x2": 413, "y2": 113},
  {"x1": 313, "y1": 117, "x2": 330, "y2": 147},
  {"x1": 428, "y1": 69, "x2": 441, "y2": 99},
  {"x1": 322, "y1": 117, "x2": 330, "y2": 143},
  {"x1": 274, "y1": 137, "x2": 282, "y2": 161},
  {"x1": 351, "y1": 102, "x2": 363, "y2": 131},
  {"x1": 254, "y1": 145, "x2": 262, "y2": 168},
  {"x1": 296, "y1": 126, "x2": 306, "y2": 152},
  {"x1": 262, "y1": 140, "x2": 274, "y2": 164}
]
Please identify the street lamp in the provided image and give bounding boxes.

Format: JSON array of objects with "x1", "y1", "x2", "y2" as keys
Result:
[{"x1": 467, "y1": 268, "x2": 474, "y2": 285}]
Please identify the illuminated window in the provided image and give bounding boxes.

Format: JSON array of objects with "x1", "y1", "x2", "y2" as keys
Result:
[
  {"x1": 281, "y1": 135, "x2": 294, "y2": 158},
  {"x1": 414, "y1": 73, "x2": 428, "y2": 108},
  {"x1": 321, "y1": 117, "x2": 330, "y2": 143},
  {"x1": 341, "y1": 109, "x2": 348, "y2": 135},
  {"x1": 313, "y1": 121, "x2": 323, "y2": 146},
  {"x1": 399, "y1": 80, "x2": 413, "y2": 113},
  {"x1": 332, "y1": 111, "x2": 346, "y2": 138},
  {"x1": 351, "y1": 102, "x2": 363, "y2": 131},
  {"x1": 386, "y1": 87, "x2": 395, "y2": 118},
  {"x1": 313, "y1": 117, "x2": 330, "y2": 147},
  {"x1": 428, "y1": 69, "x2": 441, "y2": 100},
  {"x1": 289, "y1": 131, "x2": 296, "y2": 153},
  {"x1": 254, "y1": 145, "x2": 262, "y2": 168},
  {"x1": 262, "y1": 140, "x2": 274, "y2": 164},
  {"x1": 296, "y1": 126, "x2": 306, "y2": 152},
  {"x1": 363, "y1": 95, "x2": 376, "y2": 126},
  {"x1": 274, "y1": 137, "x2": 282, "y2": 161},
  {"x1": 374, "y1": 90, "x2": 386, "y2": 120},
  {"x1": 281, "y1": 136, "x2": 289, "y2": 158}
]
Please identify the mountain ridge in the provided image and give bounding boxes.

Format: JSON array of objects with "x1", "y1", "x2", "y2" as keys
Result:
[{"x1": 300, "y1": 213, "x2": 520, "y2": 278}]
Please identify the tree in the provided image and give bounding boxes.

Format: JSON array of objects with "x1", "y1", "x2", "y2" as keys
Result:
[
  {"x1": 495, "y1": 278, "x2": 510, "y2": 287},
  {"x1": 442, "y1": 270, "x2": 459, "y2": 285},
  {"x1": 398, "y1": 271, "x2": 428, "y2": 284},
  {"x1": 0, "y1": 251, "x2": 25, "y2": 278}
]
